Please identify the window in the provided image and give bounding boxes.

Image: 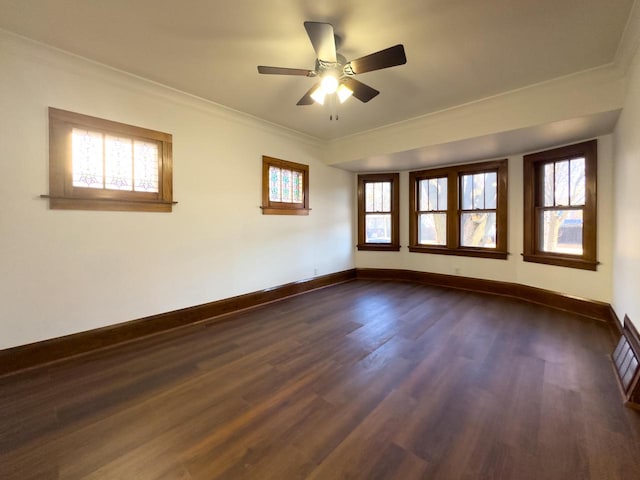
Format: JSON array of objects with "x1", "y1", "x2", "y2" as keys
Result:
[
  {"x1": 523, "y1": 140, "x2": 597, "y2": 270},
  {"x1": 261, "y1": 156, "x2": 310, "y2": 215},
  {"x1": 357, "y1": 173, "x2": 400, "y2": 251},
  {"x1": 409, "y1": 159, "x2": 508, "y2": 259},
  {"x1": 47, "y1": 108, "x2": 173, "y2": 212}
]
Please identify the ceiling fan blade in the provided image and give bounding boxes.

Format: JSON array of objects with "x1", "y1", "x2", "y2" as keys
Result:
[
  {"x1": 304, "y1": 21, "x2": 337, "y2": 63},
  {"x1": 257, "y1": 66, "x2": 315, "y2": 76},
  {"x1": 346, "y1": 44, "x2": 407, "y2": 74},
  {"x1": 341, "y1": 77, "x2": 380, "y2": 103},
  {"x1": 296, "y1": 84, "x2": 318, "y2": 105}
]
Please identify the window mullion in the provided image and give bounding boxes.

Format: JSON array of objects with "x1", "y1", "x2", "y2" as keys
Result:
[
  {"x1": 102, "y1": 133, "x2": 106, "y2": 189},
  {"x1": 448, "y1": 172, "x2": 458, "y2": 249},
  {"x1": 130, "y1": 139, "x2": 135, "y2": 192}
]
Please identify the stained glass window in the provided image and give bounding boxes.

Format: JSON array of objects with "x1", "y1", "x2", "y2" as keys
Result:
[
  {"x1": 268, "y1": 166, "x2": 304, "y2": 204},
  {"x1": 71, "y1": 129, "x2": 160, "y2": 193},
  {"x1": 49, "y1": 108, "x2": 172, "y2": 212},
  {"x1": 72, "y1": 129, "x2": 103, "y2": 189},
  {"x1": 292, "y1": 171, "x2": 303, "y2": 203},
  {"x1": 105, "y1": 135, "x2": 133, "y2": 191},
  {"x1": 262, "y1": 156, "x2": 309, "y2": 215},
  {"x1": 134, "y1": 141, "x2": 159, "y2": 192}
]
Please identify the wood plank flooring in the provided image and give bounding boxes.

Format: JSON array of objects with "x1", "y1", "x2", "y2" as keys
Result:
[{"x1": 1, "y1": 280, "x2": 639, "y2": 479}]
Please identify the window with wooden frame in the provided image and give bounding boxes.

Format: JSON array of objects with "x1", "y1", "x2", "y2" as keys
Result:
[
  {"x1": 46, "y1": 108, "x2": 174, "y2": 212},
  {"x1": 409, "y1": 159, "x2": 508, "y2": 259},
  {"x1": 523, "y1": 140, "x2": 597, "y2": 270},
  {"x1": 357, "y1": 173, "x2": 400, "y2": 251},
  {"x1": 261, "y1": 156, "x2": 310, "y2": 215}
]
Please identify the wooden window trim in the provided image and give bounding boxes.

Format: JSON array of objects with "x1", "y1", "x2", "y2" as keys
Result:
[
  {"x1": 357, "y1": 173, "x2": 400, "y2": 251},
  {"x1": 261, "y1": 156, "x2": 310, "y2": 215},
  {"x1": 523, "y1": 140, "x2": 597, "y2": 270},
  {"x1": 47, "y1": 107, "x2": 173, "y2": 212},
  {"x1": 409, "y1": 159, "x2": 508, "y2": 259}
]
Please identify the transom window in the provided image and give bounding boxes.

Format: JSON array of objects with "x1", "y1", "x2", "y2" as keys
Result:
[
  {"x1": 409, "y1": 159, "x2": 508, "y2": 259},
  {"x1": 261, "y1": 156, "x2": 309, "y2": 215},
  {"x1": 47, "y1": 108, "x2": 173, "y2": 212},
  {"x1": 357, "y1": 173, "x2": 400, "y2": 251},
  {"x1": 523, "y1": 140, "x2": 597, "y2": 270}
]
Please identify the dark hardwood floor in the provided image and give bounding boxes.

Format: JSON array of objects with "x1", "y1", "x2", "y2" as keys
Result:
[{"x1": 1, "y1": 280, "x2": 639, "y2": 479}]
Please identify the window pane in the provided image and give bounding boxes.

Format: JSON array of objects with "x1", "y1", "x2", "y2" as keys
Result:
[
  {"x1": 72, "y1": 128, "x2": 103, "y2": 189},
  {"x1": 570, "y1": 157, "x2": 585, "y2": 206},
  {"x1": 269, "y1": 166, "x2": 281, "y2": 202},
  {"x1": 420, "y1": 177, "x2": 446, "y2": 211},
  {"x1": 418, "y1": 213, "x2": 447, "y2": 245},
  {"x1": 373, "y1": 183, "x2": 383, "y2": 211},
  {"x1": 382, "y1": 182, "x2": 391, "y2": 212},
  {"x1": 541, "y1": 209, "x2": 583, "y2": 255},
  {"x1": 365, "y1": 183, "x2": 374, "y2": 212},
  {"x1": 105, "y1": 135, "x2": 133, "y2": 191},
  {"x1": 554, "y1": 160, "x2": 569, "y2": 206},
  {"x1": 461, "y1": 174, "x2": 473, "y2": 210},
  {"x1": 485, "y1": 172, "x2": 497, "y2": 209},
  {"x1": 365, "y1": 214, "x2": 391, "y2": 243},
  {"x1": 419, "y1": 180, "x2": 429, "y2": 211},
  {"x1": 133, "y1": 141, "x2": 159, "y2": 192},
  {"x1": 473, "y1": 173, "x2": 485, "y2": 209},
  {"x1": 428, "y1": 178, "x2": 438, "y2": 211},
  {"x1": 281, "y1": 169, "x2": 292, "y2": 202},
  {"x1": 543, "y1": 163, "x2": 554, "y2": 207},
  {"x1": 292, "y1": 171, "x2": 303, "y2": 203},
  {"x1": 461, "y1": 212, "x2": 496, "y2": 248},
  {"x1": 365, "y1": 182, "x2": 391, "y2": 212},
  {"x1": 438, "y1": 177, "x2": 448, "y2": 210}
]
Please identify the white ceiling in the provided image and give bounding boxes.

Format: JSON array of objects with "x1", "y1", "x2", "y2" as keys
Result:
[{"x1": 0, "y1": 0, "x2": 635, "y2": 144}]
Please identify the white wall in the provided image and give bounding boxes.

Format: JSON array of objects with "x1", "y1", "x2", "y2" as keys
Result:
[
  {"x1": 355, "y1": 136, "x2": 615, "y2": 303},
  {"x1": 0, "y1": 33, "x2": 355, "y2": 349},
  {"x1": 613, "y1": 42, "x2": 640, "y2": 328}
]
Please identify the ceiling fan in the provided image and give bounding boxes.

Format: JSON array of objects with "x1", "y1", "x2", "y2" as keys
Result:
[{"x1": 257, "y1": 22, "x2": 407, "y2": 106}]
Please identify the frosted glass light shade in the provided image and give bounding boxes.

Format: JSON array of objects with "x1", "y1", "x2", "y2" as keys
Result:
[
  {"x1": 337, "y1": 84, "x2": 353, "y2": 103},
  {"x1": 310, "y1": 86, "x2": 326, "y2": 105}
]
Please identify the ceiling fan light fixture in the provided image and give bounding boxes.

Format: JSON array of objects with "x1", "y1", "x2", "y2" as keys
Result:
[
  {"x1": 337, "y1": 83, "x2": 353, "y2": 103},
  {"x1": 310, "y1": 86, "x2": 326, "y2": 105},
  {"x1": 320, "y1": 74, "x2": 339, "y2": 94}
]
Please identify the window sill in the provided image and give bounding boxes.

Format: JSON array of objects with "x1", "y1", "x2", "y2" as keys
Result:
[
  {"x1": 357, "y1": 244, "x2": 401, "y2": 252},
  {"x1": 260, "y1": 207, "x2": 310, "y2": 216},
  {"x1": 409, "y1": 245, "x2": 508, "y2": 259},
  {"x1": 41, "y1": 195, "x2": 176, "y2": 212},
  {"x1": 522, "y1": 253, "x2": 598, "y2": 271}
]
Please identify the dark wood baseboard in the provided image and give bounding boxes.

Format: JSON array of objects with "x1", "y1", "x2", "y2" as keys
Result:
[
  {"x1": 0, "y1": 267, "x2": 619, "y2": 377},
  {"x1": 0, "y1": 269, "x2": 357, "y2": 377},
  {"x1": 356, "y1": 268, "x2": 614, "y2": 323}
]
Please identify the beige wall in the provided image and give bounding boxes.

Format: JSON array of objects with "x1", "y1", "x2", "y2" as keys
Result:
[
  {"x1": 0, "y1": 33, "x2": 355, "y2": 349},
  {"x1": 613, "y1": 42, "x2": 640, "y2": 328},
  {"x1": 355, "y1": 136, "x2": 615, "y2": 303}
]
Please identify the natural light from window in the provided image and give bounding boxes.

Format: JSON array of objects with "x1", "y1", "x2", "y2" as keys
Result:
[{"x1": 72, "y1": 128, "x2": 159, "y2": 193}]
